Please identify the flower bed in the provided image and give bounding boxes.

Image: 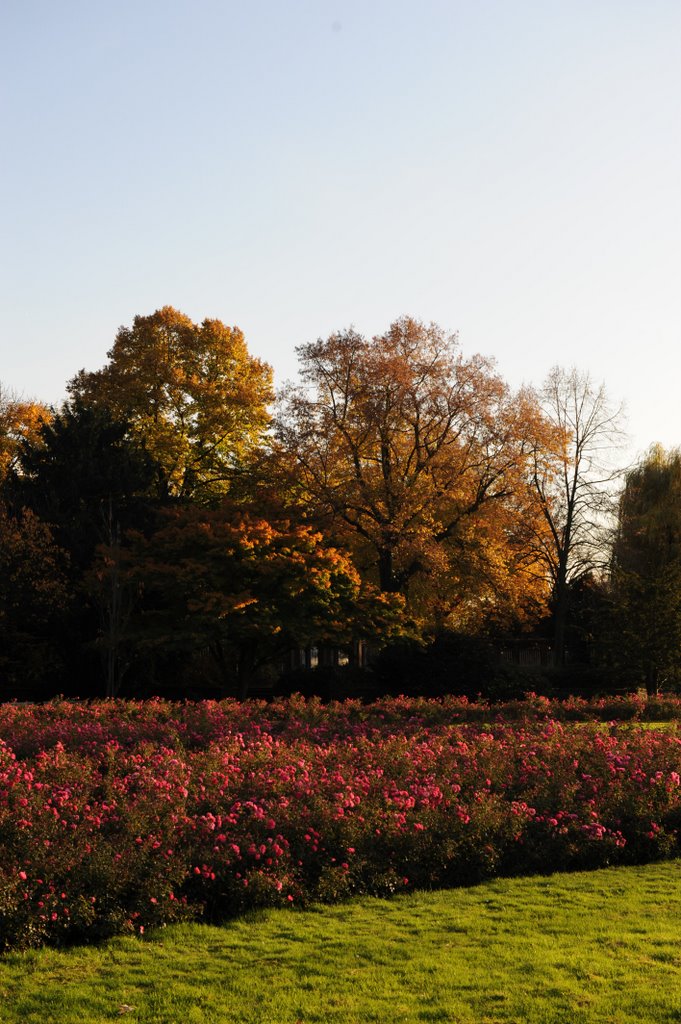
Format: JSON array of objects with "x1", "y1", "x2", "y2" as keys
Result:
[{"x1": 1, "y1": 695, "x2": 681, "y2": 950}]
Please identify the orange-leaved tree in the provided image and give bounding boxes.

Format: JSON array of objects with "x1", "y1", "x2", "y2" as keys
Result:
[
  {"x1": 93, "y1": 504, "x2": 406, "y2": 698},
  {"x1": 68, "y1": 307, "x2": 274, "y2": 503},
  {"x1": 276, "y1": 317, "x2": 557, "y2": 632}
]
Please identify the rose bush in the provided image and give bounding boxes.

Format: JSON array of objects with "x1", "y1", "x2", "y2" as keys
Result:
[{"x1": 1, "y1": 694, "x2": 680, "y2": 950}]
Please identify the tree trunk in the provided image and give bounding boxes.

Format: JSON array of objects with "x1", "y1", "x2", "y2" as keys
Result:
[
  {"x1": 552, "y1": 562, "x2": 570, "y2": 668},
  {"x1": 237, "y1": 641, "x2": 258, "y2": 701},
  {"x1": 210, "y1": 639, "x2": 235, "y2": 697},
  {"x1": 102, "y1": 498, "x2": 125, "y2": 698},
  {"x1": 378, "y1": 546, "x2": 400, "y2": 593},
  {"x1": 645, "y1": 664, "x2": 659, "y2": 697}
]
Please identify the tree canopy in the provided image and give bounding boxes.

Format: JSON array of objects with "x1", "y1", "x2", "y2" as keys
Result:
[
  {"x1": 0, "y1": 306, "x2": 645, "y2": 700},
  {"x1": 609, "y1": 445, "x2": 681, "y2": 690},
  {"x1": 107, "y1": 504, "x2": 405, "y2": 698},
  {"x1": 68, "y1": 307, "x2": 274, "y2": 502},
  {"x1": 0, "y1": 384, "x2": 49, "y2": 483},
  {"x1": 0, "y1": 501, "x2": 69, "y2": 694},
  {"x1": 277, "y1": 316, "x2": 554, "y2": 630},
  {"x1": 11, "y1": 400, "x2": 158, "y2": 575}
]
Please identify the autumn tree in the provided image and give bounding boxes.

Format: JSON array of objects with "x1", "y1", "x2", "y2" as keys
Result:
[
  {"x1": 527, "y1": 367, "x2": 626, "y2": 665},
  {"x1": 106, "y1": 505, "x2": 405, "y2": 698},
  {"x1": 0, "y1": 384, "x2": 49, "y2": 485},
  {"x1": 276, "y1": 317, "x2": 554, "y2": 632},
  {"x1": 609, "y1": 445, "x2": 681, "y2": 691},
  {"x1": 68, "y1": 307, "x2": 274, "y2": 502}
]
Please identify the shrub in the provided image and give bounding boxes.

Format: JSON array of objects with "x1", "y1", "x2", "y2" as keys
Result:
[{"x1": 0, "y1": 695, "x2": 680, "y2": 950}]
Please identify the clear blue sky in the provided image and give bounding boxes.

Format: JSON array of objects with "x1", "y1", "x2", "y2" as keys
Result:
[{"x1": 2, "y1": 0, "x2": 680, "y2": 461}]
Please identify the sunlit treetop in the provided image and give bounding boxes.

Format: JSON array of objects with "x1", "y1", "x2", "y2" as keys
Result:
[
  {"x1": 276, "y1": 316, "x2": 559, "y2": 630},
  {"x1": 68, "y1": 307, "x2": 274, "y2": 503},
  {"x1": 0, "y1": 384, "x2": 50, "y2": 484}
]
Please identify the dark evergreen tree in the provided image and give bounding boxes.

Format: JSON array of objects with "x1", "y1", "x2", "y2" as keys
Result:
[
  {"x1": 8, "y1": 400, "x2": 161, "y2": 695},
  {"x1": 610, "y1": 445, "x2": 681, "y2": 692}
]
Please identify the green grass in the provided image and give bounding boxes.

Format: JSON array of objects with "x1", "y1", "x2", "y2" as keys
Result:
[{"x1": 2, "y1": 861, "x2": 681, "y2": 1023}]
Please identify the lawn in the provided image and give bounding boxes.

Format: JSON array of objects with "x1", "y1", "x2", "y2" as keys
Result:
[{"x1": 1, "y1": 859, "x2": 680, "y2": 1024}]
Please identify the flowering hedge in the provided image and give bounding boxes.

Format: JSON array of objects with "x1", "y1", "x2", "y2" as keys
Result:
[{"x1": 1, "y1": 694, "x2": 681, "y2": 951}]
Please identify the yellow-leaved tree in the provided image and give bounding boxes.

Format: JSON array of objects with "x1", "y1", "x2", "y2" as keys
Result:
[
  {"x1": 68, "y1": 307, "x2": 274, "y2": 502},
  {"x1": 0, "y1": 384, "x2": 50, "y2": 483}
]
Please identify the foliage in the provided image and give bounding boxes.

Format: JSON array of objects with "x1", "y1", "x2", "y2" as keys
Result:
[
  {"x1": 107, "y1": 504, "x2": 407, "y2": 697},
  {"x1": 610, "y1": 445, "x2": 681, "y2": 690},
  {"x1": 1, "y1": 695, "x2": 681, "y2": 951},
  {"x1": 68, "y1": 307, "x2": 274, "y2": 502},
  {"x1": 0, "y1": 502, "x2": 69, "y2": 695},
  {"x1": 11, "y1": 399, "x2": 158, "y2": 575},
  {"x1": 0, "y1": 384, "x2": 49, "y2": 485},
  {"x1": 0, "y1": 315, "x2": 667, "y2": 702},
  {"x1": 5, "y1": 401, "x2": 161, "y2": 697},
  {"x1": 277, "y1": 316, "x2": 554, "y2": 631}
]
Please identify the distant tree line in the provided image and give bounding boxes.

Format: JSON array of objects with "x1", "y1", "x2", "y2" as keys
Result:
[{"x1": 0, "y1": 307, "x2": 677, "y2": 700}]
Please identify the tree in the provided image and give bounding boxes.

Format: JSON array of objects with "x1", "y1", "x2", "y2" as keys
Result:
[
  {"x1": 527, "y1": 367, "x2": 626, "y2": 666},
  {"x1": 276, "y1": 317, "x2": 554, "y2": 631},
  {"x1": 68, "y1": 307, "x2": 274, "y2": 502},
  {"x1": 106, "y1": 504, "x2": 406, "y2": 698},
  {"x1": 0, "y1": 501, "x2": 69, "y2": 695},
  {"x1": 11, "y1": 399, "x2": 158, "y2": 574},
  {"x1": 609, "y1": 445, "x2": 681, "y2": 691},
  {"x1": 88, "y1": 497, "x2": 138, "y2": 698},
  {"x1": 0, "y1": 384, "x2": 49, "y2": 485},
  {"x1": 9, "y1": 400, "x2": 160, "y2": 696}
]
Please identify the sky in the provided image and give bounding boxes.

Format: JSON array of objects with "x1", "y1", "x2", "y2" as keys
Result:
[{"x1": 2, "y1": 0, "x2": 680, "y2": 463}]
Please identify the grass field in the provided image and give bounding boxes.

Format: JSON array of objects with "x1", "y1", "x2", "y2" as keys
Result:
[{"x1": 1, "y1": 860, "x2": 681, "y2": 1024}]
